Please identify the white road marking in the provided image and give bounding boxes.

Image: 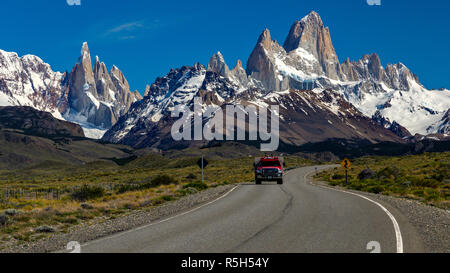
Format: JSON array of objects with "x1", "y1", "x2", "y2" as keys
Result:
[
  {"x1": 305, "y1": 170, "x2": 404, "y2": 253},
  {"x1": 79, "y1": 186, "x2": 239, "y2": 249}
]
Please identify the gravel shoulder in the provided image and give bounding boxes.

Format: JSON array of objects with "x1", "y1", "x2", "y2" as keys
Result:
[
  {"x1": 312, "y1": 177, "x2": 450, "y2": 253},
  {"x1": 1, "y1": 184, "x2": 236, "y2": 253}
]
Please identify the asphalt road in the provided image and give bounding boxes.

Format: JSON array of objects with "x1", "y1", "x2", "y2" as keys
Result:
[{"x1": 79, "y1": 165, "x2": 423, "y2": 253}]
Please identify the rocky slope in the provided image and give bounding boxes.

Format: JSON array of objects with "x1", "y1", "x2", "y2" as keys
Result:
[
  {"x1": 0, "y1": 106, "x2": 133, "y2": 169},
  {"x1": 0, "y1": 43, "x2": 142, "y2": 138},
  {"x1": 0, "y1": 106, "x2": 85, "y2": 138},
  {"x1": 103, "y1": 63, "x2": 403, "y2": 149}
]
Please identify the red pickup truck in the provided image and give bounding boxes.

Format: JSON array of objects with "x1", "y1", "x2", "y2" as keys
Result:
[{"x1": 254, "y1": 156, "x2": 284, "y2": 185}]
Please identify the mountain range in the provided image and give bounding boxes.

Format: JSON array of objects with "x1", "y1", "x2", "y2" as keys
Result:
[
  {"x1": 0, "y1": 42, "x2": 141, "y2": 138},
  {"x1": 0, "y1": 11, "x2": 449, "y2": 149}
]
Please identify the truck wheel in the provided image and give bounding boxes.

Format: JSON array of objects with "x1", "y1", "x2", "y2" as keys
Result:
[
  {"x1": 255, "y1": 179, "x2": 262, "y2": 185},
  {"x1": 277, "y1": 179, "x2": 283, "y2": 185}
]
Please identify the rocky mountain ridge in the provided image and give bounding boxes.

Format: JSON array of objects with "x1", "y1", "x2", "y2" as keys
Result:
[
  {"x1": 0, "y1": 43, "x2": 141, "y2": 138},
  {"x1": 103, "y1": 11, "x2": 449, "y2": 149}
]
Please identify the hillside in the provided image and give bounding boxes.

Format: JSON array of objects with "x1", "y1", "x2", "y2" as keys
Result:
[{"x1": 0, "y1": 106, "x2": 131, "y2": 169}]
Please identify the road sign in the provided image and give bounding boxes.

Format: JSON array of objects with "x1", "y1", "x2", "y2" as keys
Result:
[
  {"x1": 341, "y1": 158, "x2": 351, "y2": 169},
  {"x1": 197, "y1": 157, "x2": 209, "y2": 169},
  {"x1": 341, "y1": 158, "x2": 351, "y2": 185}
]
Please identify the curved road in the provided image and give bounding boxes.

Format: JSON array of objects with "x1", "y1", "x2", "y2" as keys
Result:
[{"x1": 79, "y1": 166, "x2": 423, "y2": 253}]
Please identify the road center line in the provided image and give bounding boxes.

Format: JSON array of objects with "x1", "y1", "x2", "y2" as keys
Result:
[{"x1": 305, "y1": 170, "x2": 404, "y2": 253}]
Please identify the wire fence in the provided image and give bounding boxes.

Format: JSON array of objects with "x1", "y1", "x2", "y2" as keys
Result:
[{"x1": 0, "y1": 188, "x2": 61, "y2": 202}]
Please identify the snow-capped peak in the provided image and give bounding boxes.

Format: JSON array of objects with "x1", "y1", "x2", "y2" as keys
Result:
[{"x1": 0, "y1": 43, "x2": 144, "y2": 139}]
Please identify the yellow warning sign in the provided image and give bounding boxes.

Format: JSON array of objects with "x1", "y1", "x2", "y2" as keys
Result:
[{"x1": 341, "y1": 158, "x2": 352, "y2": 169}]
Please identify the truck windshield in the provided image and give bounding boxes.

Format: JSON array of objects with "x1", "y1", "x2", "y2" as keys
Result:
[{"x1": 259, "y1": 161, "x2": 281, "y2": 167}]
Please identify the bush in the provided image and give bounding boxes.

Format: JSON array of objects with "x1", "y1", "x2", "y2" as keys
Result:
[
  {"x1": 329, "y1": 181, "x2": 340, "y2": 186},
  {"x1": 332, "y1": 174, "x2": 344, "y2": 180},
  {"x1": 186, "y1": 173, "x2": 197, "y2": 180},
  {"x1": 115, "y1": 182, "x2": 154, "y2": 194},
  {"x1": 71, "y1": 185, "x2": 105, "y2": 201},
  {"x1": 366, "y1": 185, "x2": 384, "y2": 194},
  {"x1": 349, "y1": 183, "x2": 363, "y2": 191},
  {"x1": 113, "y1": 175, "x2": 177, "y2": 194},
  {"x1": 115, "y1": 184, "x2": 136, "y2": 194},
  {"x1": 377, "y1": 167, "x2": 399, "y2": 180},
  {"x1": 424, "y1": 189, "x2": 441, "y2": 201},
  {"x1": 152, "y1": 175, "x2": 177, "y2": 186},
  {"x1": 412, "y1": 189, "x2": 425, "y2": 197},
  {"x1": 183, "y1": 182, "x2": 208, "y2": 191},
  {"x1": 431, "y1": 172, "x2": 446, "y2": 182},
  {"x1": 411, "y1": 178, "x2": 440, "y2": 188},
  {"x1": 358, "y1": 169, "x2": 375, "y2": 180},
  {"x1": 160, "y1": 195, "x2": 174, "y2": 201},
  {"x1": 60, "y1": 217, "x2": 79, "y2": 224}
]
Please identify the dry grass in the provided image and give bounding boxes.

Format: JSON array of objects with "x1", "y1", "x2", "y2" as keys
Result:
[{"x1": 316, "y1": 152, "x2": 450, "y2": 209}]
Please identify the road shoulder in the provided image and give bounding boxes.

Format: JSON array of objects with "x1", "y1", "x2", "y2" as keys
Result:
[{"x1": 310, "y1": 174, "x2": 449, "y2": 253}]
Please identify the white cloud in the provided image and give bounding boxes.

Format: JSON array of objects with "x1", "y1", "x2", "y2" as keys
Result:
[
  {"x1": 102, "y1": 19, "x2": 162, "y2": 41},
  {"x1": 105, "y1": 21, "x2": 144, "y2": 35}
]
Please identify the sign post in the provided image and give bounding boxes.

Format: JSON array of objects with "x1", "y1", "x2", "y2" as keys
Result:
[
  {"x1": 340, "y1": 158, "x2": 352, "y2": 185},
  {"x1": 197, "y1": 156, "x2": 209, "y2": 184},
  {"x1": 201, "y1": 155, "x2": 204, "y2": 184}
]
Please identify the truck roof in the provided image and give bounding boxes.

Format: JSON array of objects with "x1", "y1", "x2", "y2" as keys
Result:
[{"x1": 260, "y1": 157, "x2": 280, "y2": 161}]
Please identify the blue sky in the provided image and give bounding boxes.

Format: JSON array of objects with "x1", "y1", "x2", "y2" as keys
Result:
[{"x1": 1, "y1": 0, "x2": 449, "y2": 93}]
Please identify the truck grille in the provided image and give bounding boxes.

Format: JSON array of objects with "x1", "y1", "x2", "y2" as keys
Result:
[{"x1": 262, "y1": 168, "x2": 278, "y2": 175}]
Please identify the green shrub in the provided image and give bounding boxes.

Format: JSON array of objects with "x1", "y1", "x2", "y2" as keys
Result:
[
  {"x1": 366, "y1": 185, "x2": 384, "y2": 194},
  {"x1": 358, "y1": 169, "x2": 375, "y2": 180},
  {"x1": 152, "y1": 175, "x2": 177, "y2": 186},
  {"x1": 332, "y1": 174, "x2": 344, "y2": 180},
  {"x1": 431, "y1": 171, "x2": 446, "y2": 182},
  {"x1": 183, "y1": 182, "x2": 208, "y2": 191},
  {"x1": 115, "y1": 182, "x2": 154, "y2": 194},
  {"x1": 115, "y1": 184, "x2": 135, "y2": 194},
  {"x1": 186, "y1": 173, "x2": 197, "y2": 180},
  {"x1": 114, "y1": 175, "x2": 177, "y2": 194},
  {"x1": 349, "y1": 183, "x2": 363, "y2": 191},
  {"x1": 160, "y1": 195, "x2": 174, "y2": 201},
  {"x1": 60, "y1": 217, "x2": 79, "y2": 224},
  {"x1": 412, "y1": 189, "x2": 425, "y2": 197},
  {"x1": 377, "y1": 166, "x2": 399, "y2": 180},
  {"x1": 329, "y1": 181, "x2": 341, "y2": 186},
  {"x1": 424, "y1": 189, "x2": 441, "y2": 201},
  {"x1": 71, "y1": 185, "x2": 105, "y2": 201},
  {"x1": 176, "y1": 189, "x2": 188, "y2": 196},
  {"x1": 411, "y1": 178, "x2": 440, "y2": 188}
]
